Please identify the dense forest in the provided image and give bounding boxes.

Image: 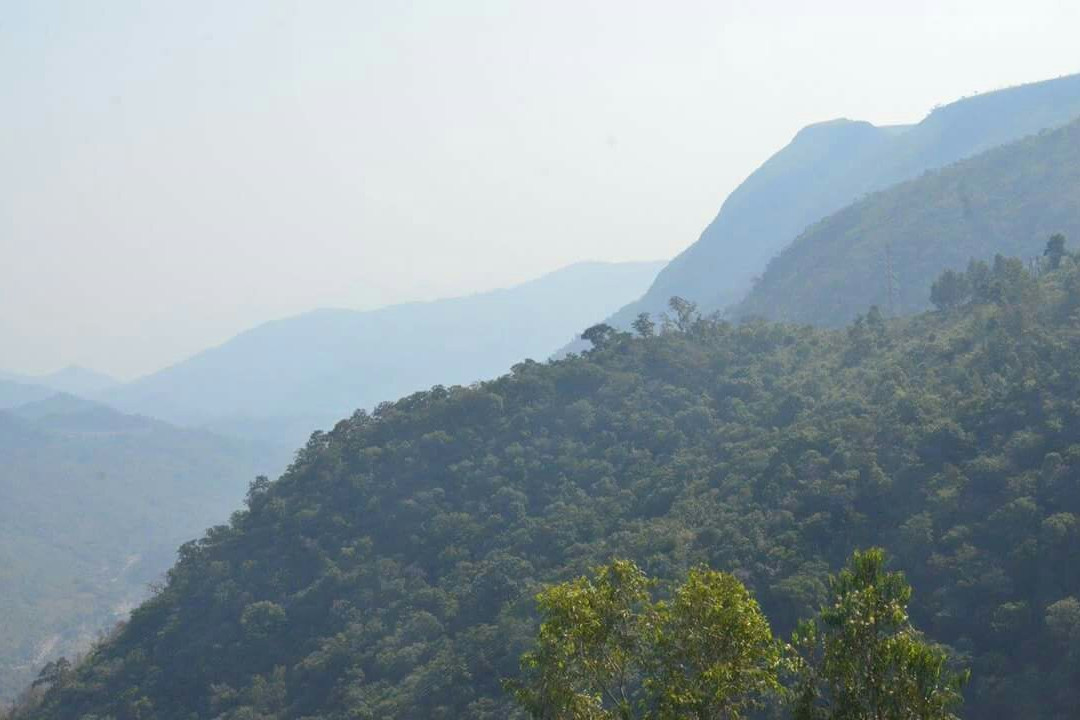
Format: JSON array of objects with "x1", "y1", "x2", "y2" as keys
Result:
[
  {"x1": 735, "y1": 117, "x2": 1080, "y2": 326},
  {"x1": 15, "y1": 242, "x2": 1080, "y2": 719}
]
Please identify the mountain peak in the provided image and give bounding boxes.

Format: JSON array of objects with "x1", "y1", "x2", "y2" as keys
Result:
[
  {"x1": 40, "y1": 366, "x2": 119, "y2": 395},
  {"x1": 602, "y1": 72, "x2": 1080, "y2": 328},
  {"x1": 791, "y1": 117, "x2": 881, "y2": 139}
]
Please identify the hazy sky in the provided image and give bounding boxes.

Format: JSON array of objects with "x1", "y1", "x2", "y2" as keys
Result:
[{"x1": 3, "y1": 0, "x2": 1079, "y2": 379}]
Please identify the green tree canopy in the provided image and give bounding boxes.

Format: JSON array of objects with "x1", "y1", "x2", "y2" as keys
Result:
[
  {"x1": 582, "y1": 323, "x2": 618, "y2": 350},
  {"x1": 649, "y1": 568, "x2": 781, "y2": 720},
  {"x1": 791, "y1": 549, "x2": 967, "y2": 720},
  {"x1": 509, "y1": 561, "x2": 781, "y2": 719},
  {"x1": 929, "y1": 270, "x2": 971, "y2": 311}
]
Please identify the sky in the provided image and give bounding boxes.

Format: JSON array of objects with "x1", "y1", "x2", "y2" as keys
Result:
[{"x1": 2, "y1": 0, "x2": 1079, "y2": 380}]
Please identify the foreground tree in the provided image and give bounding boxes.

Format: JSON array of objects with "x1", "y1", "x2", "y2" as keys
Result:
[
  {"x1": 649, "y1": 568, "x2": 781, "y2": 719},
  {"x1": 790, "y1": 549, "x2": 968, "y2": 720},
  {"x1": 509, "y1": 560, "x2": 651, "y2": 719},
  {"x1": 508, "y1": 561, "x2": 781, "y2": 719}
]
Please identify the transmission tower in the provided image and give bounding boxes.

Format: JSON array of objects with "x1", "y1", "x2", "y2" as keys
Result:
[
  {"x1": 884, "y1": 242, "x2": 898, "y2": 317},
  {"x1": 1028, "y1": 256, "x2": 1043, "y2": 279}
]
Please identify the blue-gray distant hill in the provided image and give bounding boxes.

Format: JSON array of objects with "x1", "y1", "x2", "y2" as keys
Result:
[
  {"x1": 0, "y1": 393, "x2": 271, "y2": 702},
  {"x1": 0, "y1": 380, "x2": 54, "y2": 410},
  {"x1": 734, "y1": 116, "x2": 1080, "y2": 325},
  {"x1": 103, "y1": 261, "x2": 663, "y2": 449},
  {"x1": 0, "y1": 366, "x2": 118, "y2": 399},
  {"x1": 609, "y1": 73, "x2": 1080, "y2": 325}
]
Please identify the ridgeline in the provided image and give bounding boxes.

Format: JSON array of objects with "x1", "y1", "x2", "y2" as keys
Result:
[{"x1": 18, "y1": 247, "x2": 1080, "y2": 719}]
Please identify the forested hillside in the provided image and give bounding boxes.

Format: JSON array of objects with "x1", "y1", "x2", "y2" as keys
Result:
[
  {"x1": 0, "y1": 396, "x2": 274, "y2": 702},
  {"x1": 609, "y1": 72, "x2": 1080, "y2": 326},
  {"x1": 21, "y1": 249, "x2": 1080, "y2": 719},
  {"x1": 736, "y1": 118, "x2": 1080, "y2": 326}
]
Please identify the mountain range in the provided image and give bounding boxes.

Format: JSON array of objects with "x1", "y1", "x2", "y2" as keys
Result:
[
  {"x1": 606, "y1": 72, "x2": 1080, "y2": 327},
  {"x1": 0, "y1": 260, "x2": 662, "y2": 701},
  {"x1": 101, "y1": 260, "x2": 664, "y2": 451},
  {"x1": 0, "y1": 368, "x2": 118, "y2": 403},
  {"x1": 735, "y1": 115, "x2": 1080, "y2": 325},
  {"x1": 22, "y1": 248, "x2": 1080, "y2": 719},
  {"x1": 10, "y1": 72, "x2": 1080, "y2": 718}
]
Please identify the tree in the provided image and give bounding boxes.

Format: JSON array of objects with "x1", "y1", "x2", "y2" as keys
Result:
[
  {"x1": 929, "y1": 270, "x2": 971, "y2": 311},
  {"x1": 509, "y1": 560, "x2": 651, "y2": 719},
  {"x1": 632, "y1": 313, "x2": 656, "y2": 339},
  {"x1": 508, "y1": 561, "x2": 781, "y2": 719},
  {"x1": 649, "y1": 568, "x2": 782, "y2": 720},
  {"x1": 582, "y1": 323, "x2": 617, "y2": 350},
  {"x1": 1044, "y1": 233, "x2": 1067, "y2": 270},
  {"x1": 1045, "y1": 596, "x2": 1080, "y2": 665},
  {"x1": 665, "y1": 297, "x2": 699, "y2": 334},
  {"x1": 30, "y1": 658, "x2": 71, "y2": 690},
  {"x1": 790, "y1": 549, "x2": 967, "y2": 720}
]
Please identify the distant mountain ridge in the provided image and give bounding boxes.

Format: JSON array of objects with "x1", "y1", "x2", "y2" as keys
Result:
[
  {"x1": 0, "y1": 366, "x2": 118, "y2": 397},
  {"x1": 607, "y1": 72, "x2": 1080, "y2": 326},
  {"x1": 103, "y1": 260, "x2": 664, "y2": 449},
  {"x1": 0, "y1": 261, "x2": 661, "y2": 700},
  {"x1": 0, "y1": 379, "x2": 54, "y2": 410},
  {"x1": 735, "y1": 116, "x2": 1080, "y2": 325}
]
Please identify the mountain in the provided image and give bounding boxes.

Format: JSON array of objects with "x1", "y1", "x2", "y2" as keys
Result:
[
  {"x1": 5, "y1": 392, "x2": 104, "y2": 423},
  {"x1": 36, "y1": 366, "x2": 119, "y2": 396},
  {"x1": 0, "y1": 367, "x2": 119, "y2": 398},
  {"x1": 0, "y1": 395, "x2": 276, "y2": 702},
  {"x1": 734, "y1": 116, "x2": 1080, "y2": 325},
  {"x1": 607, "y1": 73, "x2": 1080, "y2": 327},
  {"x1": 103, "y1": 260, "x2": 663, "y2": 449},
  {"x1": 21, "y1": 250, "x2": 1080, "y2": 719},
  {"x1": 0, "y1": 380, "x2": 54, "y2": 410}
]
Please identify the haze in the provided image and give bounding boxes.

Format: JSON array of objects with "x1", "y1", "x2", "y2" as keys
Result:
[{"x1": 3, "y1": 0, "x2": 1078, "y2": 379}]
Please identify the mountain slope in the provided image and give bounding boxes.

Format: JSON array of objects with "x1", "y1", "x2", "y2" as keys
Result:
[
  {"x1": 24, "y1": 252, "x2": 1080, "y2": 719},
  {"x1": 103, "y1": 261, "x2": 663, "y2": 448},
  {"x1": 735, "y1": 116, "x2": 1080, "y2": 325},
  {"x1": 610, "y1": 72, "x2": 1080, "y2": 326},
  {"x1": 0, "y1": 396, "x2": 275, "y2": 702}
]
